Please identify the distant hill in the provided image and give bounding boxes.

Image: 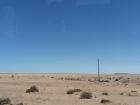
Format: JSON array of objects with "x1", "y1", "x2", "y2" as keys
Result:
[{"x1": 114, "y1": 73, "x2": 131, "y2": 75}]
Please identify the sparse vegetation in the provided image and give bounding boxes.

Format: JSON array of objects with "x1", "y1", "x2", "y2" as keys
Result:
[
  {"x1": 131, "y1": 90, "x2": 137, "y2": 93},
  {"x1": 114, "y1": 78, "x2": 119, "y2": 81},
  {"x1": 16, "y1": 103, "x2": 24, "y2": 105},
  {"x1": 0, "y1": 98, "x2": 11, "y2": 105},
  {"x1": 0, "y1": 98, "x2": 23, "y2": 105},
  {"x1": 102, "y1": 92, "x2": 109, "y2": 95},
  {"x1": 100, "y1": 99, "x2": 111, "y2": 104},
  {"x1": 80, "y1": 92, "x2": 92, "y2": 99},
  {"x1": 127, "y1": 93, "x2": 138, "y2": 96},
  {"x1": 65, "y1": 78, "x2": 82, "y2": 81},
  {"x1": 120, "y1": 92, "x2": 124, "y2": 95},
  {"x1": 26, "y1": 85, "x2": 39, "y2": 93},
  {"x1": 67, "y1": 89, "x2": 82, "y2": 94},
  {"x1": 0, "y1": 74, "x2": 140, "y2": 105},
  {"x1": 73, "y1": 89, "x2": 82, "y2": 92},
  {"x1": 88, "y1": 79, "x2": 94, "y2": 82},
  {"x1": 11, "y1": 74, "x2": 14, "y2": 78},
  {"x1": 101, "y1": 80, "x2": 110, "y2": 82},
  {"x1": 67, "y1": 89, "x2": 74, "y2": 94},
  {"x1": 127, "y1": 93, "x2": 132, "y2": 96},
  {"x1": 94, "y1": 96, "x2": 97, "y2": 98}
]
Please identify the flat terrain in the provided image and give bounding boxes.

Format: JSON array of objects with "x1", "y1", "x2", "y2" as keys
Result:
[{"x1": 0, "y1": 73, "x2": 140, "y2": 105}]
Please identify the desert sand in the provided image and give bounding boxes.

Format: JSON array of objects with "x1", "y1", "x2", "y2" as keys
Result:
[{"x1": 0, "y1": 73, "x2": 140, "y2": 105}]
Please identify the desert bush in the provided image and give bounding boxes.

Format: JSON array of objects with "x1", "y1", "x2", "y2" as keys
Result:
[
  {"x1": 114, "y1": 78, "x2": 119, "y2": 81},
  {"x1": 127, "y1": 93, "x2": 138, "y2": 97},
  {"x1": 80, "y1": 92, "x2": 92, "y2": 99},
  {"x1": 102, "y1": 92, "x2": 109, "y2": 95},
  {"x1": 11, "y1": 74, "x2": 14, "y2": 78},
  {"x1": 101, "y1": 80, "x2": 110, "y2": 82},
  {"x1": 94, "y1": 96, "x2": 97, "y2": 98},
  {"x1": 59, "y1": 77, "x2": 64, "y2": 80},
  {"x1": 67, "y1": 89, "x2": 82, "y2": 94},
  {"x1": 0, "y1": 98, "x2": 11, "y2": 105},
  {"x1": 120, "y1": 92, "x2": 124, "y2": 95},
  {"x1": 65, "y1": 78, "x2": 82, "y2": 81},
  {"x1": 136, "y1": 77, "x2": 139, "y2": 80},
  {"x1": 127, "y1": 93, "x2": 131, "y2": 96},
  {"x1": 136, "y1": 83, "x2": 140, "y2": 85},
  {"x1": 131, "y1": 90, "x2": 137, "y2": 93},
  {"x1": 26, "y1": 85, "x2": 39, "y2": 93},
  {"x1": 67, "y1": 89, "x2": 74, "y2": 94},
  {"x1": 16, "y1": 102, "x2": 23, "y2": 105},
  {"x1": 100, "y1": 99, "x2": 111, "y2": 104},
  {"x1": 88, "y1": 79, "x2": 94, "y2": 82},
  {"x1": 0, "y1": 98, "x2": 24, "y2": 105},
  {"x1": 73, "y1": 89, "x2": 82, "y2": 92}
]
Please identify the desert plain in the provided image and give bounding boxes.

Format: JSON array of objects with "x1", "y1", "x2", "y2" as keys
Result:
[{"x1": 0, "y1": 73, "x2": 140, "y2": 105}]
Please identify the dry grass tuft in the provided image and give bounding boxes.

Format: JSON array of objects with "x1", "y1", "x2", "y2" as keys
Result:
[
  {"x1": 0, "y1": 98, "x2": 23, "y2": 105},
  {"x1": 16, "y1": 103, "x2": 24, "y2": 105},
  {"x1": 131, "y1": 90, "x2": 137, "y2": 93},
  {"x1": 67, "y1": 89, "x2": 82, "y2": 94},
  {"x1": 67, "y1": 89, "x2": 75, "y2": 94},
  {"x1": 80, "y1": 92, "x2": 92, "y2": 99},
  {"x1": 100, "y1": 99, "x2": 111, "y2": 104},
  {"x1": 26, "y1": 85, "x2": 39, "y2": 93},
  {"x1": 102, "y1": 92, "x2": 109, "y2": 95},
  {"x1": 0, "y1": 98, "x2": 11, "y2": 105},
  {"x1": 120, "y1": 92, "x2": 124, "y2": 95},
  {"x1": 101, "y1": 80, "x2": 110, "y2": 82}
]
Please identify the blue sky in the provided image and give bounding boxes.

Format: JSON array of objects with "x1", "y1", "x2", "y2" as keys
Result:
[{"x1": 0, "y1": 0, "x2": 140, "y2": 73}]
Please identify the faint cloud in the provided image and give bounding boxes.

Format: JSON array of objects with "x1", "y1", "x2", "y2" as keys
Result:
[
  {"x1": 0, "y1": 6, "x2": 17, "y2": 39},
  {"x1": 76, "y1": 0, "x2": 111, "y2": 6}
]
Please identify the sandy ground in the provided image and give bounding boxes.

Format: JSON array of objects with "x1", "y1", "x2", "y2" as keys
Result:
[{"x1": 0, "y1": 73, "x2": 140, "y2": 105}]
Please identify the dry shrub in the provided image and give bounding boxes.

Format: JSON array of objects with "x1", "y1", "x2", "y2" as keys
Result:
[
  {"x1": 26, "y1": 85, "x2": 39, "y2": 93},
  {"x1": 73, "y1": 89, "x2": 82, "y2": 92},
  {"x1": 16, "y1": 103, "x2": 23, "y2": 105},
  {"x1": 127, "y1": 93, "x2": 138, "y2": 97},
  {"x1": 120, "y1": 92, "x2": 124, "y2": 95},
  {"x1": 11, "y1": 74, "x2": 14, "y2": 78},
  {"x1": 59, "y1": 77, "x2": 64, "y2": 80},
  {"x1": 88, "y1": 79, "x2": 94, "y2": 82},
  {"x1": 102, "y1": 92, "x2": 109, "y2": 95},
  {"x1": 80, "y1": 92, "x2": 92, "y2": 99},
  {"x1": 100, "y1": 99, "x2": 111, "y2": 104},
  {"x1": 94, "y1": 96, "x2": 97, "y2": 98},
  {"x1": 114, "y1": 78, "x2": 119, "y2": 81},
  {"x1": 67, "y1": 89, "x2": 82, "y2": 94},
  {"x1": 127, "y1": 93, "x2": 132, "y2": 96},
  {"x1": 131, "y1": 90, "x2": 137, "y2": 93},
  {"x1": 67, "y1": 89, "x2": 74, "y2": 94},
  {"x1": 101, "y1": 80, "x2": 110, "y2": 83},
  {"x1": 136, "y1": 83, "x2": 140, "y2": 85},
  {"x1": 65, "y1": 78, "x2": 81, "y2": 81},
  {"x1": 0, "y1": 98, "x2": 11, "y2": 105},
  {"x1": 0, "y1": 98, "x2": 23, "y2": 105}
]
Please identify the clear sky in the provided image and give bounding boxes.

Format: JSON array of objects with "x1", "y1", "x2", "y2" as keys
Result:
[{"x1": 0, "y1": 0, "x2": 140, "y2": 73}]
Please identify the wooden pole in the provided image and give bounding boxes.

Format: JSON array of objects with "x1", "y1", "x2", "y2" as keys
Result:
[{"x1": 98, "y1": 58, "x2": 100, "y2": 82}]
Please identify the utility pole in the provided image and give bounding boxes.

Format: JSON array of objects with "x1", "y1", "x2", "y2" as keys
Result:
[{"x1": 98, "y1": 58, "x2": 100, "y2": 82}]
